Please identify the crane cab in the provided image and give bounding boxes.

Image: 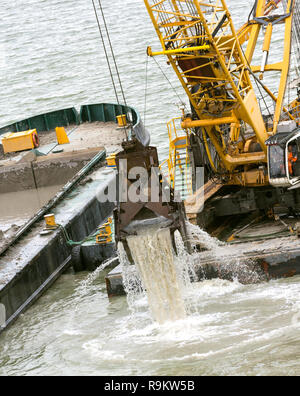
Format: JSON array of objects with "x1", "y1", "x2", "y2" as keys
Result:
[{"x1": 266, "y1": 122, "x2": 300, "y2": 189}]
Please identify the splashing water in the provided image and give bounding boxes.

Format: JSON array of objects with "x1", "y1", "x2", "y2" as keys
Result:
[
  {"x1": 187, "y1": 221, "x2": 222, "y2": 252},
  {"x1": 186, "y1": 222, "x2": 264, "y2": 284},
  {"x1": 127, "y1": 228, "x2": 187, "y2": 324},
  {"x1": 119, "y1": 227, "x2": 195, "y2": 324},
  {"x1": 118, "y1": 221, "x2": 266, "y2": 326},
  {"x1": 77, "y1": 256, "x2": 118, "y2": 294},
  {"x1": 118, "y1": 242, "x2": 144, "y2": 311}
]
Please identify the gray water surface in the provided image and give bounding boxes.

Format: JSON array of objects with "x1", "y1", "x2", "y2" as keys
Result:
[{"x1": 0, "y1": 0, "x2": 299, "y2": 376}]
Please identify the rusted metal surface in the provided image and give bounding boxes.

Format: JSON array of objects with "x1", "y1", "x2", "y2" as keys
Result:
[
  {"x1": 185, "y1": 180, "x2": 223, "y2": 223},
  {"x1": 256, "y1": 254, "x2": 300, "y2": 280},
  {"x1": 114, "y1": 139, "x2": 190, "y2": 259}
]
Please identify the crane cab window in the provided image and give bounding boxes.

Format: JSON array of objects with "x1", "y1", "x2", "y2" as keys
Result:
[
  {"x1": 269, "y1": 145, "x2": 286, "y2": 179},
  {"x1": 288, "y1": 141, "x2": 300, "y2": 178},
  {"x1": 267, "y1": 132, "x2": 300, "y2": 187}
]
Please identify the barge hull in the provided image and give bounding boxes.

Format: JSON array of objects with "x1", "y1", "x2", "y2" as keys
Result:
[{"x1": 0, "y1": 168, "x2": 116, "y2": 333}]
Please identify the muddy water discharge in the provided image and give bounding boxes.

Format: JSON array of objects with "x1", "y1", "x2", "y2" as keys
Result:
[
  {"x1": 120, "y1": 223, "x2": 264, "y2": 326},
  {"x1": 124, "y1": 228, "x2": 187, "y2": 324}
]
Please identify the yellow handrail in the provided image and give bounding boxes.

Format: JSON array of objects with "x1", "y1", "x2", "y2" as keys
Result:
[{"x1": 160, "y1": 117, "x2": 193, "y2": 199}]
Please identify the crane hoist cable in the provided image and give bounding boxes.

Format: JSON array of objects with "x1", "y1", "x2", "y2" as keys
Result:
[
  {"x1": 144, "y1": 55, "x2": 149, "y2": 127},
  {"x1": 144, "y1": 55, "x2": 185, "y2": 128},
  {"x1": 91, "y1": 0, "x2": 119, "y2": 106},
  {"x1": 91, "y1": 0, "x2": 129, "y2": 139},
  {"x1": 239, "y1": 44, "x2": 273, "y2": 120},
  {"x1": 151, "y1": 57, "x2": 185, "y2": 107},
  {"x1": 97, "y1": 0, "x2": 128, "y2": 110}
]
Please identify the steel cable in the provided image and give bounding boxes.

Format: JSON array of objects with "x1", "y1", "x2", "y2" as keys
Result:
[
  {"x1": 91, "y1": 0, "x2": 119, "y2": 106},
  {"x1": 97, "y1": 0, "x2": 128, "y2": 109}
]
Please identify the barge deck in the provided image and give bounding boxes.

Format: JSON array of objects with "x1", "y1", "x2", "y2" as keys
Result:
[{"x1": 0, "y1": 103, "x2": 148, "y2": 332}]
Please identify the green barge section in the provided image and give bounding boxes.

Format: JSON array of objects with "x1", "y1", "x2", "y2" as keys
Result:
[{"x1": 0, "y1": 103, "x2": 148, "y2": 333}]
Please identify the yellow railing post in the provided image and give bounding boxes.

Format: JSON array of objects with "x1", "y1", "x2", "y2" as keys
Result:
[{"x1": 160, "y1": 117, "x2": 193, "y2": 199}]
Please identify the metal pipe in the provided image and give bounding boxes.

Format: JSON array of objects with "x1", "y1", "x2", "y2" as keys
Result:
[
  {"x1": 147, "y1": 44, "x2": 210, "y2": 57},
  {"x1": 260, "y1": 22, "x2": 273, "y2": 79},
  {"x1": 181, "y1": 117, "x2": 236, "y2": 129}
]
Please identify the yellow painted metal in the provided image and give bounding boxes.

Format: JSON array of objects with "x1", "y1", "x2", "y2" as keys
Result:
[
  {"x1": 251, "y1": 62, "x2": 283, "y2": 73},
  {"x1": 106, "y1": 153, "x2": 117, "y2": 168},
  {"x1": 144, "y1": 0, "x2": 296, "y2": 187},
  {"x1": 1, "y1": 129, "x2": 37, "y2": 154},
  {"x1": 55, "y1": 127, "x2": 70, "y2": 145},
  {"x1": 272, "y1": 0, "x2": 294, "y2": 135},
  {"x1": 201, "y1": 128, "x2": 218, "y2": 174},
  {"x1": 160, "y1": 118, "x2": 193, "y2": 198},
  {"x1": 240, "y1": 0, "x2": 295, "y2": 134},
  {"x1": 147, "y1": 45, "x2": 210, "y2": 57},
  {"x1": 260, "y1": 22, "x2": 273, "y2": 79},
  {"x1": 96, "y1": 218, "x2": 113, "y2": 245},
  {"x1": 117, "y1": 114, "x2": 127, "y2": 127},
  {"x1": 228, "y1": 169, "x2": 269, "y2": 187},
  {"x1": 44, "y1": 214, "x2": 57, "y2": 229},
  {"x1": 161, "y1": 115, "x2": 268, "y2": 188},
  {"x1": 265, "y1": 0, "x2": 281, "y2": 14},
  {"x1": 263, "y1": 23, "x2": 273, "y2": 52},
  {"x1": 182, "y1": 117, "x2": 236, "y2": 129},
  {"x1": 237, "y1": 23, "x2": 253, "y2": 47},
  {"x1": 143, "y1": 0, "x2": 268, "y2": 173},
  {"x1": 287, "y1": 99, "x2": 300, "y2": 125},
  {"x1": 243, "y1": 0, "x2": 265, "y2": 62},
  {"x1": 227, "y1": 234, "x2": 235, "y2": 242}
]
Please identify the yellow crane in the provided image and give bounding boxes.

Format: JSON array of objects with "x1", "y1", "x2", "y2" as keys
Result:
[{"x1": 144, "y1": 0, "x2": 299, "y2": 190}]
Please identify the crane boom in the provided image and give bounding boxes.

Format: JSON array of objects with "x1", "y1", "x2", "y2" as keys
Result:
[
  {"x1": 144, "y1": 0, "x2": 268, "y2": 173},
  {"x1": 242, "y1": 0, "x2": 295, "y2": 135},
  {"x1": 144, "y1": 0, "x2": 297, "y2": 187}
]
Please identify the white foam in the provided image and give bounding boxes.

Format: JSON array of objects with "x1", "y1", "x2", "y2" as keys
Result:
[{"x1": 126, "y1": 228, "x2": 187, "y2": 324}]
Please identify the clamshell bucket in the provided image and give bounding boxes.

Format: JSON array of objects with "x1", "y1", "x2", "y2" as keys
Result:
[{"x1": 113, "y1": 139, "x2": 191, "y2": 263}]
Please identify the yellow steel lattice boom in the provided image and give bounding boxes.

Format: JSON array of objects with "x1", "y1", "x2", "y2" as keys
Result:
[
  {"x1": 144, "y1": 0, "x2": 296, "y2": 187},
  {"x1": 144, "y1": 0, "x2": 269, "y2": 174}
]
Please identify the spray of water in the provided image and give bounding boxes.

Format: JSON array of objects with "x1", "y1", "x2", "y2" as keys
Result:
[
  {"x1": 78, "y1": 256, "x2": 118, "y2": 293},
  {"x1": 118, "y1": 221, "x2": 265, "y2": 326},
  {"x1": 127, "y1": 228, "x2": 187, "y2": 324},
  {"x1": 187, "y1": 221, "x2": 223, "y2": 251},
  {"x1": 118, "y1": 241, "x2": 144, "y2": 312},
  {"x1": 118, "y1": 227, "x2": 199, "y2": 324},
  {"x1": 186, "y1": 222, "x2": 264, "y2": 284}
]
